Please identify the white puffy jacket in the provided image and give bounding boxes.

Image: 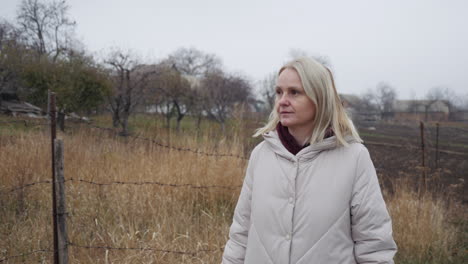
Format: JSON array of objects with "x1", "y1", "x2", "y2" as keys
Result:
[{"x1": 222, "y1": 131, "x2": 397, "y2": 264}]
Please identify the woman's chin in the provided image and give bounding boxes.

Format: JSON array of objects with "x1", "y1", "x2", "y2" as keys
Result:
[{"x1": 280, "y1": 120, "x2": 295, "y2": 128}]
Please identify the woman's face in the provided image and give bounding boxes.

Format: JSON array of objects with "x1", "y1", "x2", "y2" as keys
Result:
[{"x1": 275, "y1": 68, "x2": 316, "y2": 132}]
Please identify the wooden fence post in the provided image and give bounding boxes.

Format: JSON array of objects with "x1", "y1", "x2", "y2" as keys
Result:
[
  {"x1": 49, "y1": 92, "x2": 59, "y2": 264},
  {"x1": 54, "y1": 139, "x2": 68, "y2": 264},
  {"x1": 47, "y1": 90, "x2": 51, "y2": 120}
]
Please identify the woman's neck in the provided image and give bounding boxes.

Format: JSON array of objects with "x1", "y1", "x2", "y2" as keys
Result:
[{"x1": 288, "y1": 126, "x2": 314, "y2": 146}]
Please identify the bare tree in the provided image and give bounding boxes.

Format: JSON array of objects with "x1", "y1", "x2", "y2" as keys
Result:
[
  {"x1": 375, "y1": 82, "x2": 397, "y2": 119},
  {"x1": 259, "y1": 72, "x2": 277, "y2": 113},
  {"x1": 357, "y1": 83, "x2": 396, "y2": 121},
  {"x1": 149, "y1": 64, "x2": 191, "y2": 130},
  {"x1": 357, "y1": 88, "x2": 378, "y2": 113},
  {"x1": 167, "y1": 47, "x2": 221, "y2": 77},
  {"x1": 461, "y1": 93, "x2": 468, "y2": 110},
  {"x1": 0, "y1": 20, "x2": 23, "y2": 52},
  {"x1": 202, "y1": 71, "x2": 252, "y2": 132},
  {"x1": 426, "y1": 86, "x2": 459, "y2": 110},
  {"x1": 166, "y1": 47, "x2": 222, "y2": 130},
  {"x1": 105, "y1": 50, "x2": 156, "y2": 135},
  {"x1": 187, "y1": 77, "x2": 206, "y2": 132},
  {"x1": 0, "y1": 20, "x2": 25, "y2": 99},
  {"x1": 16, "y1": 0, "x2": 75, "y2": 60},
  {"x1": 287, "y1": 48, "x2": 332, "y2": 68},
  {"x1": 416, "y1": 86, "x2": 459, "y2": 121},
  {"x1": 172, "y1": 81, "x2": 193, "y2": 131}
]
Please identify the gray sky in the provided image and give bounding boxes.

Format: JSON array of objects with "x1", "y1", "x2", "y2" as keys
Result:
[{"x1": 1, "y1": 0, "x2": 467, "y2": 100}]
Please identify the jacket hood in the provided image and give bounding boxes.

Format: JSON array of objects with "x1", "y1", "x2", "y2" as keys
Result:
[{"x1": 263, "y1": 130, "x2": 359, "y2": 162}]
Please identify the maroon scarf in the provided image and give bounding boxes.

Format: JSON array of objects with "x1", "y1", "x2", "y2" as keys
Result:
[{"x1": 276, "y1": 123, "x2": 334, "y2": 155}]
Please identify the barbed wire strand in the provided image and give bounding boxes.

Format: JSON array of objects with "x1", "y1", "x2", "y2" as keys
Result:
[
  {"x1": 85, "y1": 123, "x2": 248, "y2": 160},
  {"x1": 67, "y1": 178, "x2": 242, "y2": 190},
  {"x1": 68, "y1": 242, "x2": 221, "y2": 256},
  {"x1": 364, "y1": 141, "x2": 466, "y2": 156},
  {"x1": 0, "y1": 180, "x2": 51, "y2": 194},
  {"x1": 0, "y1": 243, "x2": 223, "y2": 261},
  {"x1": 0, "y1": 120, "x2": 49, "y2": 126},
  {"x1": 0, "y1": 249, "x2": 53, "y2": 263},
  {"x1": 449, "y1": 126, "x2": 468, "y2": 133},
  {"x1": 1, "y1": 178, "x2": 242, "y2": 195},
  {"x1": 0, "y1": 120, "x2": 27, "y2": 125}
]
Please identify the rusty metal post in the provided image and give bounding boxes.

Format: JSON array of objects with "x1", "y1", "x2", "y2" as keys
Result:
[
  {"x1": 50, "y1": 92, "x2": 59, "y2": 264},
  {"x1": 420, "y1": 121, "x2": 426, "y2": 195},
  {"x1": 435, "y1": 123, "x2": 439, "y2": 168}
]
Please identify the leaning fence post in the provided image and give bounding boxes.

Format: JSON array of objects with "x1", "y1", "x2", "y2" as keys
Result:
[
  {"x1": 54, "y1": 139, "x2": 68, "y2": 264},
  {"x1": 419, "y1": 121, "x2": 426, "y2": 196},
  {"x1": 49, "y1": 92, "x2": 59, "y2": 264}
]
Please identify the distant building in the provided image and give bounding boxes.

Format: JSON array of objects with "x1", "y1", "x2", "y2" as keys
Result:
[
  {"x1": 449, "y1": 110, "x2": 468, "y2": 122},
  {"x1": 339, "y1": 94, "x2": 380, "y2": 124},
  {"x1": 392, "y1": 100, "x2": 450, "y2": 122},
  {"x1": 339, "y1": 94, "x2": 360, "y2": 120},
  {"x1": 339, "y1": 95, "x2": 453, "y2": 123}
]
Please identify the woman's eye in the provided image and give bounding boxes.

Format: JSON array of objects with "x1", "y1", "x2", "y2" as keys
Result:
[{"x1": 291, "y1": 90, "x2": 298, "y2": 95}]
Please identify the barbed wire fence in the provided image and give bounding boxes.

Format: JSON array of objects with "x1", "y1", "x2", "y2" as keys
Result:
[
  {"x1": 0, "y1": 120, "x2": 49, "y2": 127},
  {"x1": 0, "y1": 171, "x2": 240, "y2": 262},
  {"x1": 0, "y1": 165, "x2": 239, "y2": 262},
  {"x1": 84, "y1": 122, "x2": 249, "y2": 160},
  {"x1": 0, "y1": 94, "x2": 248, "y2": 263},
  {"x1": 1, "y1": 96, "x2": 467, "y2": 263},
  {"x1": 0, "y1": 249, "x2": 55, "y2": 263}
]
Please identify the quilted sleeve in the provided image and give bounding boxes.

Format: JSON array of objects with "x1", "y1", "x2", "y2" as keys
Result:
[
  {"x1": 351, "y1": 146, "x2": 397, "y2": 263},
  {"x1": 221, "y1": 147, "x2": 257, "y2": 264}
]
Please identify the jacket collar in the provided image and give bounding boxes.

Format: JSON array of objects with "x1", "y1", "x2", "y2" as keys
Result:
[
  {"x1": 263, "y1": 130, "x2": 358, "y2": 162},
  {"x1": 276, "y1": 123, "x2": 336, "y2": 155},
  {"x1": 276, "y1": 123, "x2": 309, "y2": 155}
]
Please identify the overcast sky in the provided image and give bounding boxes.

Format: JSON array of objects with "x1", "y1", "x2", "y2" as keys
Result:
[{"x1": 1, "y1": 0, "x2": 467, "y2": 100}]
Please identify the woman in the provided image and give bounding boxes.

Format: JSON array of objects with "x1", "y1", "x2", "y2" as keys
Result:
[{"x1": 222, "y1": 57, "x2": 397, "y2": 263}]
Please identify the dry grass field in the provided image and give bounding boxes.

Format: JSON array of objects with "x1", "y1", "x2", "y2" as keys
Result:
[{"x1": 0, "y1": 115, "x2": 466, "y2": 263}]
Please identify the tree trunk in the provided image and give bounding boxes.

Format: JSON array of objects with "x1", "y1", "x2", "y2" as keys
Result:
[
  {"x1": 425, "y1": 106, "x2": 429, "y2": 122},
  {"x1": 176, "y1": 119, "x2": 181, "y2": 131},
  {"x1": 58, "y1": 111, "x2": 65, "y2": 132},
  {"x1": 112, "y1": 111, "x2": 120, "y2": 128},
  {"x1": 176, "y1": 114, "x2": 184, "y2": 132},
  {"x1": 195, "y1": 114, "x2": 203, "y2": 138},
  {"x1": 120, "y1": 114, "x2": 129, "y2": 136},
  {"x1": 221, "y1": 121, "x2": 226, "y2": 134},
  {"x1": 165, "y1": 114, "x2": 171, "y2": 129},
  {"x1": 173, "y1": 101, "x2": 184, "y2": 132}
]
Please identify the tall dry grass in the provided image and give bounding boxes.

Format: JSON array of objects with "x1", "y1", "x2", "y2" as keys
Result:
[
  {"x1": 0, "y1": 124, "x2": 466, "y2": 263},
  {"x1": 1, "y1": 126, "x2": 246, "y2": 263},
  {"x1": 386, "y1": 178, "x2": 466, "y2": 263}
]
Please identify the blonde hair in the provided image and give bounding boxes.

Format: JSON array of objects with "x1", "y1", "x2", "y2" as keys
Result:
[{"x1": 254, "y1": 57, "x2": 362, "y2": 146}]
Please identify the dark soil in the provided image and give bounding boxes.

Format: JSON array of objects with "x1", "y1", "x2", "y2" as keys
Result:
[{"x1": 357, "y1": 122, "x2": 468, "y2": 203}]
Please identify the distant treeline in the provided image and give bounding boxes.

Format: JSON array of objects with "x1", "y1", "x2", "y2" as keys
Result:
[{"x1": 0, "y1": 0, "x2": 260, "y2": 135}]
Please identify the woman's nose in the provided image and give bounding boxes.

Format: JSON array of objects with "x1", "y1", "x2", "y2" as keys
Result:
[{"x1": 278, "y1": 94, "x2": 290, "y2": 106}]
